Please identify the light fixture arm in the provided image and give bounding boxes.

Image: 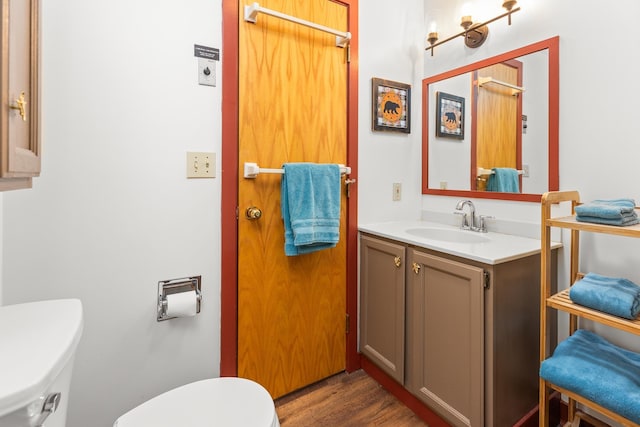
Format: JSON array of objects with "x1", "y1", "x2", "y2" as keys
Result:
[{"x1": 426, "y1": 6, "x2": 520, "y2": 56}]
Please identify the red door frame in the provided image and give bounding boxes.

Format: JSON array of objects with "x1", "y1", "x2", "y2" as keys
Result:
[{"x1": 220, "y1": 0, "x2": 360, "y2": 377}]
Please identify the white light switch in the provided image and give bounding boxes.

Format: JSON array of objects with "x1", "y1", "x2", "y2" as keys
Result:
[
  {"x1": 187, "y1": 152, "x2": 215, "y2": 178},
  {"x1": 392, "y1": 183, "x2": 402, "y2": 201}
]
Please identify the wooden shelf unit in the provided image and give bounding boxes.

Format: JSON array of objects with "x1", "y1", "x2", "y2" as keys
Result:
[
  {"x1": 539, "y1": 191, "x2": 640, "y2": 427},
  {"x1": 547, "y1": 289, "x2": 640, "y2": 335}
]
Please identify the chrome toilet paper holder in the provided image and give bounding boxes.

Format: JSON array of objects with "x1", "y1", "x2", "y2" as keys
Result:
[{"x1": 157, "y1": 276, "x2": 202, "y2": 321}]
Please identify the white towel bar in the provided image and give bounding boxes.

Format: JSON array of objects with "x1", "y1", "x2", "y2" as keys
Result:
[
  {"x1": 477, "y1": 76, "x2": 525, "y2": 95},
  {"x1": 244, "y1": 2, "x2": 351, "y2": 48},
  {"x1": 477, "y1": 167, "x2": 524, "y2": 176},
  {"x1": 244, "y1": 162, "x2": 351, "y2": 179}
]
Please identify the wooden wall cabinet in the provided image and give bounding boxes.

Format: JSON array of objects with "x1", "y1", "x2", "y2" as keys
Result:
[
  {"x1": 360, "y1": 233, "x2": 557, "y2": 427},
  {"x1": 0, "y1": 0, "x2": 41, "y2": 191}
]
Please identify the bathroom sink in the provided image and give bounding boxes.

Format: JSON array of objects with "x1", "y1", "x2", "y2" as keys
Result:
[{"x1": 405, "y1": 227, "x2": 490, "y2": 244}]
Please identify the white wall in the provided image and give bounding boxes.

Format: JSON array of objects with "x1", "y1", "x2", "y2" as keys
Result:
[
  {"x1": 421, "y1": 0, "x2": 640, "y2": 221},
  {"x1": 357, "y1": 0, "x2": 425, "y2": 224},
  {"x1": 2, "y1": 1, "x2": 222, "y2": 426}
]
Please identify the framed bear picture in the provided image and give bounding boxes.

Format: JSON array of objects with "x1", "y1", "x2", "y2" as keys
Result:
[
  {"x1": 435, "y1": 92, "x2": 465, "y2": 139},
  {"x1": 372, "y1": 78, "x2": 411, "y2": 133}
]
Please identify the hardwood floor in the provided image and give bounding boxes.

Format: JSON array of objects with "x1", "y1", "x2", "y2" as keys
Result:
[{"x1": 274, "y1": 370, "x2": 427, "y2": 426}]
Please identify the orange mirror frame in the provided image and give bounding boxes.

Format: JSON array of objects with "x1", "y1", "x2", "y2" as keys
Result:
[{"x1": 422, "y1": 36, "x2": 559, "y2": 202}]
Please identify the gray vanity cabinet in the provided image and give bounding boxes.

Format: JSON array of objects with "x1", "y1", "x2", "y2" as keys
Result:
[
  {"x1": 359, "y1": 233, "x2": 556, "y2": 427},
  {"x1": 359, "y1": 234, "x2": 406, "y2": 384}
]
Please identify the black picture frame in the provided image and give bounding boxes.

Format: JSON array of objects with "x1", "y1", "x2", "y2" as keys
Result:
[
  {"x1": 435, "y1": 91, "x2": 465, "y2": 139},
  {"x1": 372, "y1": 78, "x2": 411, "y2": 133}
]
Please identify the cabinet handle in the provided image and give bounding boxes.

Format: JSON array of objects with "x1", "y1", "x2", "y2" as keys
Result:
[
  {"x1": 9, "y1": 91, "x2": 27, "y2": 122},
  {"x1": 412, "y1": 262, "x2": 421, "y2": 274},
  {"x1": 394, "y1": 256, "x2": 401, "y2": 268}
]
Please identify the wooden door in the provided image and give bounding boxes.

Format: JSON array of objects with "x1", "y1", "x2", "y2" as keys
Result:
[
  {"x1": 237, "y1": 0, "x2": 348, "y2": 398},
  {"x1": 473, "y1": 62, "x2": 521, "y2": 191}
]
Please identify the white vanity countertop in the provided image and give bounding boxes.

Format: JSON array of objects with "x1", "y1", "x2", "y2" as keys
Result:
[{"x1": 359, "y1": 220, "x2": 561, "y2": 265}]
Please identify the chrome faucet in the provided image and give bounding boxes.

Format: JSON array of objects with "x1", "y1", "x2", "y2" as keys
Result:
[
  {"x1": 454, "y1": 200, "x2": 493, "y2": 232},
  {"x1": 455, "y1": 200, "x2": 476, "y2": 230}
]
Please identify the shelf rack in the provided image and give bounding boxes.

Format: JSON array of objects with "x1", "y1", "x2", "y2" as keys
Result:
[{"x1": 539, "y1": 191, "x2": 640, "y2": 427}]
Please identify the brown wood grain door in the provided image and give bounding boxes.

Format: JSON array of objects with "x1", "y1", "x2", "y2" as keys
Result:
[
  {"x1": 473, "y1": 61, "x2": 522, "y2": 191},
  {"x1": 237, "y1": 0, "x2": 348, "y2": 398}
]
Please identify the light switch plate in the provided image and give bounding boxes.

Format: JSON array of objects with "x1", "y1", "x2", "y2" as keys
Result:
[
  {"x1": 187, "y1": 152, "x2": 215, "y2": 178},
  {"x1": 392, "y1": 183, "x2": 402, "y2": 201}
]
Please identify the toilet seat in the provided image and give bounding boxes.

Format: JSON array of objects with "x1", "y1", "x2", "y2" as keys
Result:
[{"x1": 114, "y1": 377, "x2": 279, "y2": 427}]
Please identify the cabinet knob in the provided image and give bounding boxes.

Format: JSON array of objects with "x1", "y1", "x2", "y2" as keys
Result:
[
  {"x1": 394, "y1": 256, "x2": 401, "y2": 268},
  {"x1": 9, "y1": 91, "x2": 27, "y2": 122},
  {"x1": 412, "y1": 262, "x2": 421, "y2": 274}
]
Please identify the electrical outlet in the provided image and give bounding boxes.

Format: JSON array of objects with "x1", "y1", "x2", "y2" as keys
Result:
[
  {"x1": 187, "y1": 152, "x2": 215, "y2": 178},
  {"x1": 392, "y1": 183, "x2": 402, "y2": 201},
  {"x1": 523, "y1": 164, "x2": 530, "y2": 177}
]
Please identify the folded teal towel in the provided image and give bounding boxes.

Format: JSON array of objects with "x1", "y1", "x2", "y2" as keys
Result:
[
  {"x1": 281, "y1": 163, "x2": 341, "y2": 256},
  {"x1": 569, "y1": 273, "x2": 640, "y2": 319},
  {"x1": 486, "y1": 168, "x2": 519, "y2": 193},
  {"x1": 575, "y1": 199, "x2": 638, "y2": 225},
  {"x1": 575, "y1": 199, "x2": 636, "y2": 219},
  {"x1": 540, "y1": 329, "x2": 640, "y2": 424},
  {"x1": 575, "y1": 213, "x2": 639, "y2": 226}
]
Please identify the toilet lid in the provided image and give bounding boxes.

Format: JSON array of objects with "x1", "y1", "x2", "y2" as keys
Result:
[{"x1": 114, "y1": 378, "x2": 279, "y2": 427}]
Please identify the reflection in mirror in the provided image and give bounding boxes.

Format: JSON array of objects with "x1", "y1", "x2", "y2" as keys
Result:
[{"x1": 422, "y1": 37, "x2": 559, "y2": 202}]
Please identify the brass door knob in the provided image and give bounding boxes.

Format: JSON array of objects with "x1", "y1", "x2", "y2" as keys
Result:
[
  {"x1": 394, "y1": 256, "x2": 401, "y2": 268},
  {"x1": 246, "y1": 206, "x2": 262, "y2": 220}
]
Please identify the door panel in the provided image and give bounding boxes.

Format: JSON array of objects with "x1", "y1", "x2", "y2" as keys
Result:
[
  {"x1": 474, "y1": 62, "x2": 521, "y2": 191},
  {"x1": 408, "y1": 250, "x2": 484, "y2": 427},
  {"x1": 237, "y1": 0, "x2": 348, "y2": 398},
  {"x1": 360, "y1": 235, "x2": 406, "y2": 384}
]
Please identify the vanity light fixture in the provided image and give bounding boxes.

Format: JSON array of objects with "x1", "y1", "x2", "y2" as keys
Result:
[{"x1": 426, "y1": 1, "x2": 521, "y2": 56}]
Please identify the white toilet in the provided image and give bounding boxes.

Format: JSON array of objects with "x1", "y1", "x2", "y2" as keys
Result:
[
  {"x1": 114, "y1": 377, "x2": 280, "y2": 427},
  {"x1": 0, "y1": 297, "x2": 278, "y2": 427},
  {"x1": 0, "y1": 299, "x2": 84, "y2": 427}
]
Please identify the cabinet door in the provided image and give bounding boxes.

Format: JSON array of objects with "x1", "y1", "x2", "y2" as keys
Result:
[
  {"x1": 1, "y1": 0, "x2": 41, "y2": 182},
  {"x1": 360, "y1": 234, "x2": 405, "y2": 384},
  {"x1": 407, "y1": 250, "x2": 484, "y2": 427}
]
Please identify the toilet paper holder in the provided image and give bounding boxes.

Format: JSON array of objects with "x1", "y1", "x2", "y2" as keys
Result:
[{"x1": 157, "y1": 276, "x2": 202, "y2": 321}]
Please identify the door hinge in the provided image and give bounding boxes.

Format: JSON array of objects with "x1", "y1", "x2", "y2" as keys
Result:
[
  {"x1": 484, "y1": 271, "x2": 490, "y2": 289},
  {"x1": 235, "y1": 206, "x2": 239, "y2": 220},
  {"x1": 345, "y1": 313, "x2": 350, "y2": 334}
]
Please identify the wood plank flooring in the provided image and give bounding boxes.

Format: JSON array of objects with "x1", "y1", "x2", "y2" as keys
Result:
[{"x1": 274, "y1": 370, "x2": 427, "y2": 426}]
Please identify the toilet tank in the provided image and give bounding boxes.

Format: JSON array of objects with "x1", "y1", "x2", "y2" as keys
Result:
[{"x1": 0, "y1": 299, "x2": 83, "y2": 427}]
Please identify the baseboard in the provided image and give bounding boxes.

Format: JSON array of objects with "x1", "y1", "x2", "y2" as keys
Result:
[{"x1": 361, "y1": 354, "x2": 578, "y2": 427}]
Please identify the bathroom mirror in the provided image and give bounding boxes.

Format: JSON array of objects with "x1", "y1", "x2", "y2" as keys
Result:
[{"x1": 422, "y1": 37, "x2": 559, "y2": 202}]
